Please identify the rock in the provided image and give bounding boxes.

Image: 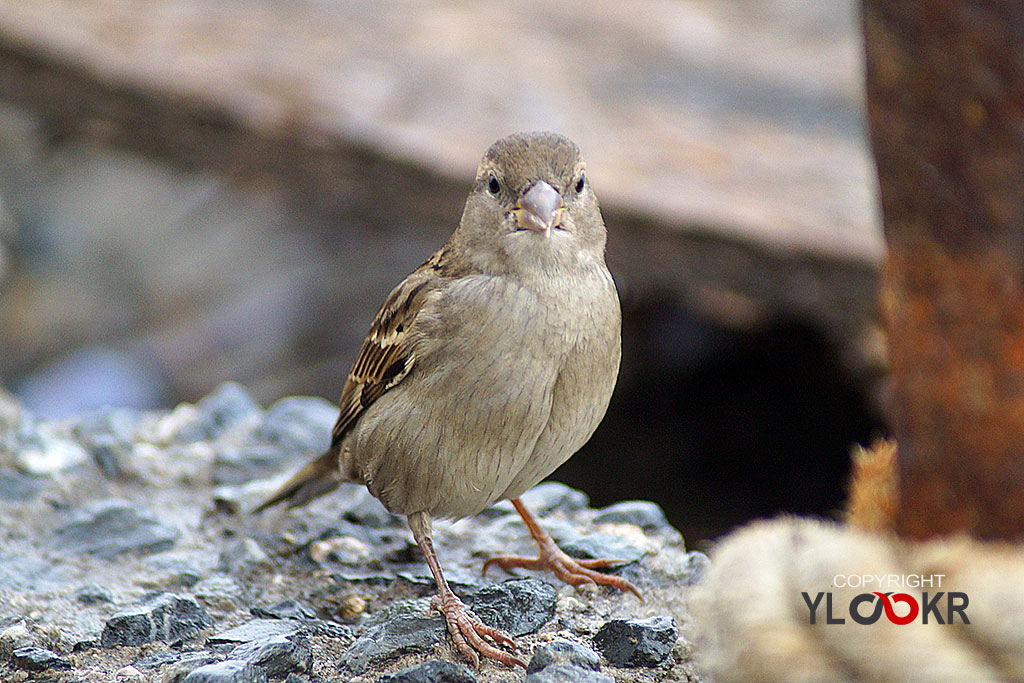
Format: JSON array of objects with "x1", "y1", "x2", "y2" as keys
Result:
[
  {"x1": 339, "y1": 599, "x2": 444, "y2": 675},
  {"x1": 73, "y1": 406, "x2": 141, "y2": 478},
  {"x1": 87, "y1": 435, "x2": 127, "y2": 478},
  {"x1": 117, "y1": 664, "x2": 145, "y2": 680},
  {"x1": 156, "y1": 653, "x2": 219, "y2": 682},
  {"x1": 0, "y1": 622, "x2": 33, "y2": 659},
  {"x1": 339, "y1": 488, "x2": 403, "y2": 528},
  {"x1": 253, "y1": 396, "x2": 336, "y2": 454},
  {"x1": 526, "y1": 639, "x2": 602, "y2": 674},
  {"x1": 498, "y1": 482, "x2": 590, "y2": 516},
  {"x1": 471, "y1": 578, "x2": 557, "y2": 636},
  {"x1": 12, "y1": 421, "x2": 89, "y2": 475},
  {"x1": 134, "y1": 650, "x2": 186, "y2": 669},
  {"x1": 592, "y1": 501, "x2": 669, "y2": 531},
  {"x1": 75, "y1": 583, "x2": 114, "y2": 605},
  {"x1": 681, "y1": 551, "x2": 711, "y2": 585},
  {"x1": 207, "y1": 619, "x2": 300, "y2": 646},
  {"x1": 101, "y1": 592, "x2": 214, "y2": 647},
  {"x1": 193, "y1": 574, "x2": 247, "y2": 612},
  {"x1": 10, "y1": 645, "x2": 72, "y2": 671},
  {"x1": 229, "y1": 633, "x2": 313, "y2": 678},
  {"x1": 54, "y1": 499, "x2": 180, "y2": 559},
  {"x1": 175, "y1": 382, "x2": 261, "y2": 443},
  {"x1": 217, "y1": 537, "x2": 270, "y2": 573},
  {"x1": 0, "y1": 468, "x2": 44, "y2": 501},
  {"x1": 250, "y1": 599, "x2": 317, "y2": 622},
  {"x1": 524, "y1": 663, "x2": 614, "y2": 683},
  {"x1": 212, "y1": 446, "x2": 291, "y2": 485},
  {"x1": 308, "y1": 535, "x2": 372, "y2": 565},
  {"x1": 146, "y1": 557, "x2": 203, "y2": 588},
  {"x1": 592, "y1": 616, "x2": 677, "y2": 667},
  {"x1": 379, "y1": 659, "x2": 477, "y2": 682},
  {"x1": 182, "y1": 660, "x2": 267, "y2": 683},
  {"x1": 558, "y1": 534, "x2": 645, "y2": 566}
]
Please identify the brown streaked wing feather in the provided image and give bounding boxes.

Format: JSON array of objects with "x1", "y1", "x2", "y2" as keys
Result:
[{"x1": 328, "y1": 256, "x2": 444, "y2": 448}]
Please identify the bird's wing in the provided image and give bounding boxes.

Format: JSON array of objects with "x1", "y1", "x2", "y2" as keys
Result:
[
  {"x1": 328, "y1": 260, "x2": 440, "y2": 447},
  {"x1": 253, "y1": 250, "x2": 447, "y2": 512}
]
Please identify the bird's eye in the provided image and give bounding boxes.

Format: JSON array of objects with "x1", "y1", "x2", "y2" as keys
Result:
[
  {"x1": 575, "y1": 174, "x2": 585, "y2": 193},
  {"x1": 487, "y1": 174, "x2": 501, "y2": 195}
]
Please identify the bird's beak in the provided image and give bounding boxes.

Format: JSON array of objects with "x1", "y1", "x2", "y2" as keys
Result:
[{"x1": 514, "y1": 181, "x2": 563, "y2": 236}]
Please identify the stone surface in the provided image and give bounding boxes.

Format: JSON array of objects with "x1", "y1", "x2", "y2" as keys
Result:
[
  {"x1": 10, "y1": 646, "x2": 71, "y2": 671},
  {"x1": 592, "y1": 501, "x2": 670, "y2": 531},
  {"x1": 253, "y1": 396, "x2": 336, "y2": 455},
  {"x1": 471, "y1": 579, "x2": 557, "y2": 637},
  {"x1": 0, "y1": 389, "x2": 700, "y2": 682},
  {"x1": 54, "y1": 499, "x2": 181, "y2": 559},
  {"x1": 380, "y1": 659, "x2": 478, "y2": 683},
  {"x1": 527, "y1": 640, "x2": 602, "y2": 674},
  {"x1": 207, "y1": 619, "x2": 300, "y2": 646},
  {"x1": 338, "y1": 599, "x2": 445, "y2": 675},
  {"x1": 182, "y1": 660, "x2": 267, "y2": 683},
  {"x1": 74, "y1": 583, "x2": 114, "y2": 605},
  {"x1": 0, "y1": 468, "x2": 44, "y2": 501},
  {"x1": 592, "y1": 616, "x2": 678, "y2": 667},
  {"x1": 229, "y1": 634, "x2": 312, "y2": 678},
  {"x1": 217, "y1": 538, "x2": 271, "y2": 573},
  {"x1": 101, "y1": 593, "x2": 214, "y2": 647},
  {"x1": 250, "y1": 600, "x2": 317, "y2": 622},
  {"x1": 174, "y1": 382, "x2": 260, "y2": 443},
  {"x1": 559, "y1": 535, "x2": 645, "y2": 566},
  {"x1": 525, "y1": 663, "x2": 615, "y2": 683}
]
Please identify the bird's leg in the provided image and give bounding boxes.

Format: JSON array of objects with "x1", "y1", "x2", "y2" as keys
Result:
[
  {"x1": 407, "y1": 512, "x2": 525, "y2": 668},
  {"x1": 482, "y1": 498, "x2": 644, "y2": 600}
]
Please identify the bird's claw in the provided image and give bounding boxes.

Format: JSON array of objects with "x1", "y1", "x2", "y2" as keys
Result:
[
  {"x1": 483, "y1": 544, "x2": 644, "y2": 601},
  {"x1": 430, "y1": 592, "x2": 525, "y2": 669}
]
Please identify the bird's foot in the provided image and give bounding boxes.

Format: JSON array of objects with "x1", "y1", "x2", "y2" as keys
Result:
[
  {"x1": 430, "y1": 590, "x2": 525, "y2": 669},
  {"x1": 482, "y1": 536, "x2": 643, "y2": 600}
]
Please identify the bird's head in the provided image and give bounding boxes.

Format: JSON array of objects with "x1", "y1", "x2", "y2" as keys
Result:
[{"x1": 453, "y1": 132, "x2": 607, "y2": 278}]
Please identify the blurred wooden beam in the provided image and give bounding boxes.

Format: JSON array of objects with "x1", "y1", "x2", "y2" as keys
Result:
[{"x1": 864, "y1": 2, "x2": 1024, "y2": 540}]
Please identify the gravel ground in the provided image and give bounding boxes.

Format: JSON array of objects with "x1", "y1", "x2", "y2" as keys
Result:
[{"x1": 0, "y1": 382, "x2": 706, "y2": 682}]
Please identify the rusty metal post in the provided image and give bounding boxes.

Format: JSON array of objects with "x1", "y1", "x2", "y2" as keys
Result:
[{"x1": 863, "y1": 2, "x2": 1024, "y2": 540}]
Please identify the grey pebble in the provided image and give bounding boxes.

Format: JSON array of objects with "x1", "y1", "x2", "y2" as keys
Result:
[
  {"x1": 592, "y1": 501, "x2": 669, "y2": 531},
  {"x1": 558, "y1": 534, "x2": 645, "y2": 566},
  {"x1": 11, "y1": 645, "x2": 72, "y2": 671},
  {"x1": 251, "y1": 599, "x2": 317, "y2": 621},
  {"x1": 253, "y1": 395, "x2": 336, "y2": 454},
  {"x1": 379, "y1": 659, "x2": 477, "y2": 682},
  {"x1": 176, "y1": 382, "x2": 261, "y2": 443},
  {"x1": 471, "y1": 578, "x2": 556, "y2": 636},
  {"x1": 527, "y1": 639, "x2": 601, "y2": 674},
  {"x1": 217, "y1": 537, "x2": 270, "y2": 573},
  {"x1": 681, "y1": 550, "x2": 711, "y2": 585},
  {"x1": 193, "y1": 574, "x2": 247, "y2": 612},
  {"x1": 207, "y1": 618, "x2": 301, "y2": 646},
  {"x1": 592, "y1": 616, "x2": 677, "y2": 667},
  {"x1": 134, "y1": 650, "x2": 187, "y2": 669},
  {"x1": 0, "y1": 468, "x2": 44, "y2": 502},
  {"x1": 75, "y1": 583, "x2": 113, "y2": 605},
  {"x1": 101, "y1": 592, "x2": 213, "y2": 647},
  {"x1": 525, "y1": 663, "x2": 614, "y2": 683},
  {"x1": 54, "y1": 498, "x2": 180, "y2": 559},
  {"x1": 339, "y1": 599, "x2": 444, "y2": 675},
  {"x1": 182, "y1": 659, "x2": 268, "y2": 683},
  {"x1": 230, "y1": 633, "x2": 313, "y2": 678}
]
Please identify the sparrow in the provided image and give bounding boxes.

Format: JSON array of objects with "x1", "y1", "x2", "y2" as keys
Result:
[{"x1": 256, "y1": 131, "x2": 639, "y2": 668}]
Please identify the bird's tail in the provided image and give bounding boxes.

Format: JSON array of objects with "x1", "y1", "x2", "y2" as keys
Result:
[{"x1": 252, "y1": 445, "x2": 346, "y2": 513}]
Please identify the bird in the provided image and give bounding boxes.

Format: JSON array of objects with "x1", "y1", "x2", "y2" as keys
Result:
[{"x1": 255, "y1": 131, "x2": 639, "y2": 668}]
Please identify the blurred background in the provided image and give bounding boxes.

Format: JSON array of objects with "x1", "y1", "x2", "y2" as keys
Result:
[{"x1": 0, "y1": 0, "x2": 886, "y2": 545}]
